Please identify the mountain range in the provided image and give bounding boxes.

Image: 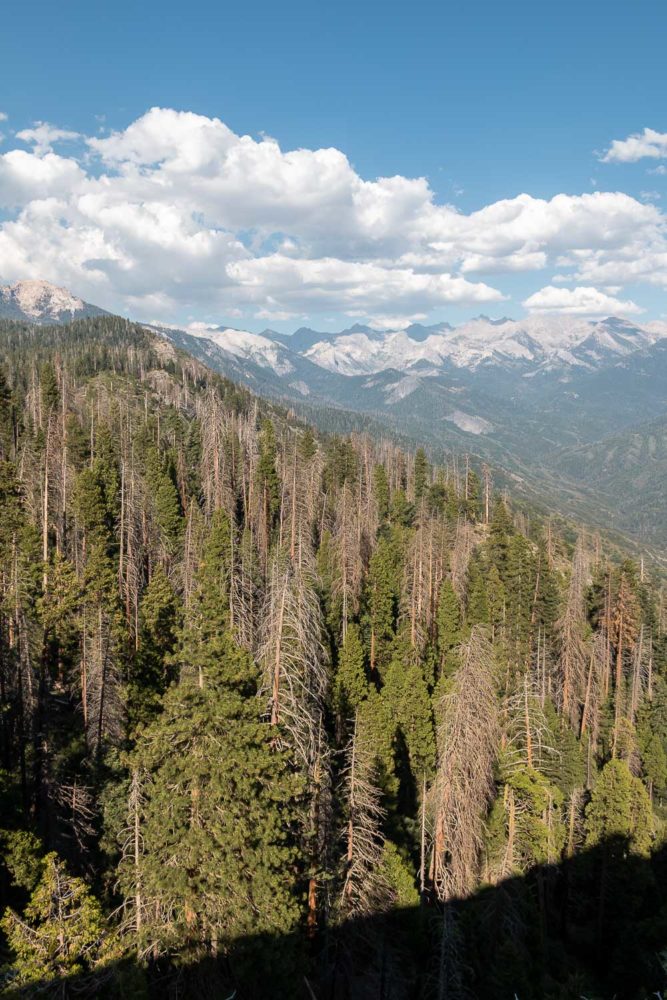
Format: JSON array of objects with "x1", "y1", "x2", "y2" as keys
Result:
[
  {"x1": 155, "y1": 312, "x2": 667, "y2": 381},
  {"x1": 3, "y1": 279, "x2": 667, "y2": 554}
]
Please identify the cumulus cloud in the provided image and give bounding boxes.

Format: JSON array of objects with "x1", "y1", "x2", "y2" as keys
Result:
[
  {"x1": 523, "y1": 285, "x2": 643, "y2": 316},
  {"x1": 601, "y1": 127, "x2": 667, "y2": 163},
  {"x1": 0, "y1": 150, "x2": 86, "y2": 208},
  {"x1": 557, "y1": 241, "x2": 667, "y2": 291},
  {"x1": 431, "y1": 191, "x2": 660, "y2": 258},
  {"x1": 226, "y1": 255, "x2": 504, "y2": 314},
  {"x1": 16, "y1": 122, "x2": 80, "y2": 155},
  {"x1": 0, "y1": 107, "x2": 665, "y2": 323}
]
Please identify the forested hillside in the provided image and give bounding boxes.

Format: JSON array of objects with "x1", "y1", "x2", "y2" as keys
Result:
[
  {"x1": 157, "y1": 314, "x2": 667, "y2": 553},
  {"x1": 0, "y1": 317, "x2": 666, "y2": 999}
]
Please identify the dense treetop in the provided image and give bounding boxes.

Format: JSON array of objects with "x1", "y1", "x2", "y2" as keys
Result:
[{"x1": 0, "y1": 316, "x2": 665, "y2": 998}]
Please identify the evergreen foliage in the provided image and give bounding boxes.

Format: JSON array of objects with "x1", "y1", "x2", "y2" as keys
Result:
[{"x1": 0, "y1": 315, "x2": 665, "y2": 998}]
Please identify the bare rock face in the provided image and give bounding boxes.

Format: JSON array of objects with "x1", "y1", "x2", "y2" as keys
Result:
[{"x1": 0, "y1": 280, "x2": 108, "y2": 324}]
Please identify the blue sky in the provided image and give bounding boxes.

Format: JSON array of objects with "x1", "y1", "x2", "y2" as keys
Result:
[{"x1": 1, "y1": 0, "x2": 666, "y2": 330}]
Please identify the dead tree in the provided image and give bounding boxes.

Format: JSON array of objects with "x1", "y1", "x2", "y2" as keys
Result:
[
  {"x1": 558, "y1": 536, "x2": 589, "y2": 729},
  {"x1": 259, "y1": 553, "x2": 331, "y2": 929},
  {"x1": 504, "y1": 673, "x2": 560, "y2": 778},
  {"x1": 449, "y1": 520, "x2": 475, "y2": 604},
  {"x1": 332, "y1": 482, "x2": 363, "y2": 642},
  {"x1": 339, "y1": 710, "x2": 390, "y2": 917},
  {"x1": 430, "y1": 627, "x2": 499, "y2": 902}
]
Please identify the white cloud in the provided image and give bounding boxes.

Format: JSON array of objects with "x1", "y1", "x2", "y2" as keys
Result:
[
  {"x1": 429, "y1": 191, "x2": 659, "y2": 260},
  {"x1": 601, "y1": 127, "x2": 667, "y2": 163},
  {"x1": 366, "y1": 313, "x2": 428, "y2": 330},
  {"x1": 460, "y1": 250, "x2": 547, "y2": 274},
  {"x1": 16, "y1": 122, "x2": 80, "y2": 155},
  {"x1": 0, "y1": 112, "x2": 7, "y2": 123},
  {"x1": 0, "y1": 150, "x2": 86, "y2": 208},
  {"x1": 558, "y1": 242, "x2": 667, "y2": 291},
  {"x1": 255, "y1": 307, "x2": 301, "y2": 322},
  {"x1": 649, "y1": 165, "x2": 667, "y2": 176},
  {"x1": 0, "y1": 107, "x2": 665, "y2": 322},
  {"x1": 523, "y1": 285, "x2": 643, "y2": 316},
  {"x1": 226, "y1": 255, "x2": 504, "y2": 314}
]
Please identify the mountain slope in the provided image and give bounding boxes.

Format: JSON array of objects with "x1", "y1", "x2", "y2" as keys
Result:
[
  {"x1": 160, "y1": 322, "x2": 667, "y2": 551},
  {"x1": 0, "y1": 280, "x2": 109, "y2": 324},
  {"x1": 150, "y1": 322, "x2": 355, "y2": 403},
  {"x1": 0, "y1": 313, "x2": 665, "y2": 1000},
  {"x1": 553, "y1": 412, "x2": 667, "y2": 542},
  {"x1": 6, "y1": 280, "x2": 667, "y2": 552}
]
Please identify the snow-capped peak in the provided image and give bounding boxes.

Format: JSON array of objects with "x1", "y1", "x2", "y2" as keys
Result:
[
  {"x1": 187, "y1": 324, "x2": 295, "y2": 376},
  {"x1": 302, "y1": 314, "x2": 662, "y2": 376},
  {"x1": 0, "y1": 279, "x2": 106, "y2": 324}
]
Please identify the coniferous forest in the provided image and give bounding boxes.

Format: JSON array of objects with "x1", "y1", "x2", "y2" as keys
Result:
[{"x1": 0, "y1": 316, "x2": 666, "y2": 999}]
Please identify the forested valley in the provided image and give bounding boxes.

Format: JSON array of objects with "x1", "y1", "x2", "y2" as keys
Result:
[{"x1": 0, "y1": 317, "x2": 666, "y2": 999}]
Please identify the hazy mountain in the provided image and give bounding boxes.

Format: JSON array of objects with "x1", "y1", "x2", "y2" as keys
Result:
[
  {"x1": 152, "y1": 313, "x2": 667, "y2": 550},
  {"x1": 147, "y1": 322, "x2": 351, "y2": 403},
  {"x1": 9, "y1": 280, "x2": 667, "y2": 550},
  {"x1": 0, "y1": 280, "x2": 109, "y2": 324},
  {"x1": 552, "y1": 411, "x2": 667, "y2": 543},
  {"x1": 302, "y1": 314, "x2": 661, "y2": 375}
]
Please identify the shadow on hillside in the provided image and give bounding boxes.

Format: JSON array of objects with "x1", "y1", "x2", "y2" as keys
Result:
[{"x1": 3, "y1": 837, "x2": 667, "y2": 1000}]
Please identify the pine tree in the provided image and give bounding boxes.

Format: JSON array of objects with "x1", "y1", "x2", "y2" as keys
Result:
[
  {"x1": 365, "y1": 534, "x2": 401, "y2": 674},
  {"x1": 413, "y1": 448, "x2": 430, "y2": 504},
  {"x1": 466, "y1": 551, "x2": 489, "y2": 626},
  {"x1": 486, "y1": 767, "x2": 565, "y2": 877},
  {"x1": 381, "y1": 840, "x2": 419, "y2": 907},
  {"x1": 0, "y1": 364, "x2": 14, "y2": 461},
  {"x1": 128, "y1": 565, "x2": 181, "y2": 729},
  {"x1": 122, "y1": 634, "x2": 303, "y2": 958},
  {"x1": 40, "y1": 362, "x2": 60, "y2": 417},
  {"x1": 72, "y1": 467, "x2": 108, "y2": 541},
  {"x1": 486, "y1": 563, "x2": 506, "y2": 633},
  {"x1": 373, "y1": 463, "x2": 390, "y2": 523},
  {"x1": 1, "y1": 852, "x2": 116, "y2": 986},
  {"x1": 81, "y1": 539, "x2": 127, "y2": 754},
  {"x1": 389, "y1": 487, "x2": 413, "y2": 528},
  {"x1": 609, "y1": 567, "x2": 641, "y2": 754},
  {"x1": 504, "y1": 533, "x2": 536, "y2": 656},
  {"x1": 143, "y1": 444, "x2": 183, "y2": 549},
  {"x1": 333, "y1": 621, "x2": 368, "y2": 731},
  {"x1": 558, "y1": 537, "x2": 589, "y2": 728},
  {"x1": 382, "y1": 637, "x2": 436, "y2": 779},
  {"x1": 177, "y1": 510, "x2": 233, "y2": 689},
  {"x1": 585, "y1": 758, "x2": 654, "y2": 857},
  {"x1": 436, "y1": 578, "x2": 462, "y2": 675},
  {"x1": 298, "y1": 426, "x2": 317, "y2": 462},
  {"x1": 638, "y1": 722, "x2": 667, "y2": 799},
  {"x1": 637, "y1": 682, "x2": 667, "y2": 797},
  {"x1": 256, "y1": 418, "x2": 281, "y2": 557},
  {"x1": 488, "y1": 496, "x2": 513, "y2": 577}
]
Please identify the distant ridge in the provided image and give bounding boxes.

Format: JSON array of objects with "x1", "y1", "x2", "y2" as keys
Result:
[
  {"x1": 5, "y1": 279, "x2": 665, "y2": 375},
  {"x1": 0, "y1": 280, "x2": 109, "y2": 325},
  {"x1": 6, "y1": 279, "x2": 667, "y2": 550}
]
